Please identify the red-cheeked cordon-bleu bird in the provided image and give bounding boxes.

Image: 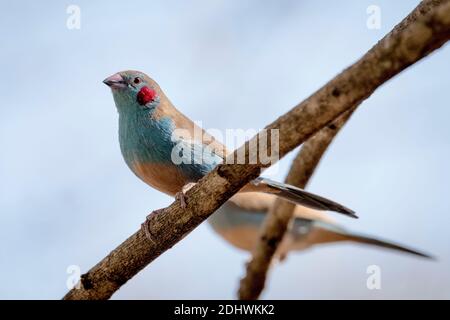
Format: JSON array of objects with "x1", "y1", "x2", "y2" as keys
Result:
[{"x1": 103, "y1": 70, "x2": 431, "y2": 259}]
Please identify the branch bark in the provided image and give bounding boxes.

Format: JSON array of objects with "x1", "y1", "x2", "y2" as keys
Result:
[
  {"x1": 63, "y1": 0, "x2": 450, "y2": 300},
  {"x1": 238, "y1": 0, "x2": 450, "y2": 300}
]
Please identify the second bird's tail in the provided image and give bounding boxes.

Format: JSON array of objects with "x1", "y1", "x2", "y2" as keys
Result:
[{"x1": 291, "y1": 218, "x2": 433, "y2": 258}]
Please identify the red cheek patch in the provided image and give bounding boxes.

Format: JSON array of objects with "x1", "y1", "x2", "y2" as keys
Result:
[{"x1": 137, "y1": 86, "x2": 157, "y2": 105}]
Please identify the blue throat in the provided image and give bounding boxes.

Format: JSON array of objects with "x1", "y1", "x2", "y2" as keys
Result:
[
  {"x1": 114, "y1": 92, "x2": 220, "y2": 182},
  {"x1": 117, "y1": 104, "x2": 174, "y2": 167}
]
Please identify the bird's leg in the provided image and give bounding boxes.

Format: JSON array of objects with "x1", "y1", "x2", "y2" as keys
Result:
[
  {"x1": 141, "y1": 208, "x2": 165, "y2": 243},
  {"x1": 175, "y1": 182, "x2": 196, "y2": 209},
  {"x1": 141, "y1": 183, "x2": 196, "y2": 242}
]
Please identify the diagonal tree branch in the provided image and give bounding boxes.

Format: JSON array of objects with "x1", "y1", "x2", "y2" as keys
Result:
[
  {"x1": 238, "y1": 0, "x2": 449, "y2": 300},
  {"x1": 63, "y1": 0, "x2": 450, "y2": 300}
]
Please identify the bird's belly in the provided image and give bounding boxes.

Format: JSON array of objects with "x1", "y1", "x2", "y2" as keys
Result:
[
  {"x1": 215, "y1": 225, "x2": 259, "y2": 251},
  {"x1": 130, "y1": 161, "x2": 188, "y2": 196}
]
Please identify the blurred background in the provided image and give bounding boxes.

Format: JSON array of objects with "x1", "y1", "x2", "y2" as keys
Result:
[{"x1": 0, "y1": 0, "x2": 449, "y2": 299}]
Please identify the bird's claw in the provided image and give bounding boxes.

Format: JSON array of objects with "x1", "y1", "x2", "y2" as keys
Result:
[
  {"x1": 175, "y1": 191, "x2": 187, "y2": 209},
  {"x1": 141, "y1": 208, "x2": 164, "y2": 242},
  {"x1": 175, "y1": 182, "x2": 196, "y2": 209}
]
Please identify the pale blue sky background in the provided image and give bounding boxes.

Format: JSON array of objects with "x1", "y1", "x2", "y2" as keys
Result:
[{"x1": 0, "y1": 0, "x2": 449, "y2": 299}]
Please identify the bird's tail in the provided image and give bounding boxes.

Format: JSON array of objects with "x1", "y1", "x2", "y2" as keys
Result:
[
  {"x1": 246, "y1": 177, "x2": 357, "y2": 219},
  {"x1": 291, "y1": 218, "x2": 433, "y2": 259}
]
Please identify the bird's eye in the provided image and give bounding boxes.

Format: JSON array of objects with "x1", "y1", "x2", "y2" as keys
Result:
[{"x1": 133, "y1": 77, "x2": 141, "y2": 84}]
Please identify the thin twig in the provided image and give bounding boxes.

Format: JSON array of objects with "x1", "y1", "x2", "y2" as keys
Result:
[{"x1": 63, "y1": 0, "x2": 450, "y2": 300}]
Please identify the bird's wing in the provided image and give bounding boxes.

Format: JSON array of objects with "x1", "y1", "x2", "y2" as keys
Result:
[
  {"x1": 156, "y1": 102, "x2": 230, "y2": 181},
  {"x1": 164, "y1": 103, "x2": 230, "y2": 159}
]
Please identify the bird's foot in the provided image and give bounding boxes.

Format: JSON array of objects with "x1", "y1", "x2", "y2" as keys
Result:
[
  {"x1": 141, "y1": 208, "x2": 165, "y2": 242},
  {"x1": 175, "y1": 192, "x2": 187, "y2": 209},
  {"x1": 175, "y1": 182, "x2": 196, "y2": 209}
]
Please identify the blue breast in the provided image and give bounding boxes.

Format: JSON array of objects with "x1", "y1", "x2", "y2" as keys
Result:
[{"x1": 118, "y1": 109, "x2": 221, "y2": 183}]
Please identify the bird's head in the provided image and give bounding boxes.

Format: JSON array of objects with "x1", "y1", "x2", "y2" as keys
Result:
[{"x1": 103, "y1": 70, "x2": 161, "y2": 113}]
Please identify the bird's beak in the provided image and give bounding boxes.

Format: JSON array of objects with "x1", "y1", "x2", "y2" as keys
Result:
[{"x1": 103, "y1": 73, "x2": 127, "y2": 89}]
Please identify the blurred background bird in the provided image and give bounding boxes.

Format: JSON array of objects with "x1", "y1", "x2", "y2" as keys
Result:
[
  {"x1": 209, "y1": 195, "x2": 431, "y2": 260},
  {"x1": 104, "y1": 70, "x2": 431, "y2": 261}
]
